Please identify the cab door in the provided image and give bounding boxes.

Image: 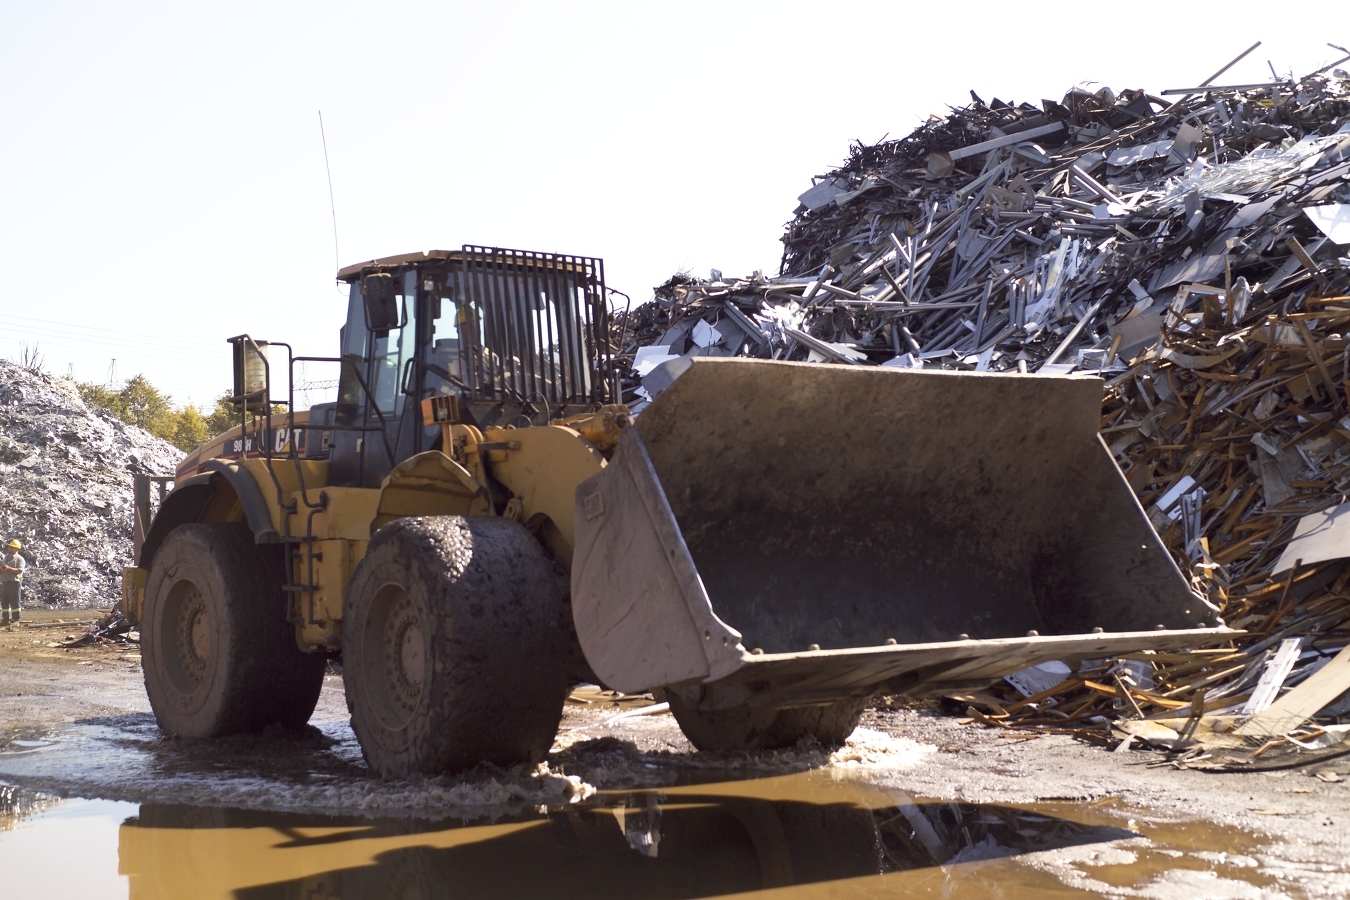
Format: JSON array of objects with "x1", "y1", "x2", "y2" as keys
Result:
[{"x1": 329, "y1": 270, "x2": 425, "y2": 487}]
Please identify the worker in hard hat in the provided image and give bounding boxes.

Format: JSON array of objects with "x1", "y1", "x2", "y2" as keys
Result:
[{"x1": 1, "y1": 539, "x2": 26, "y2": 626}]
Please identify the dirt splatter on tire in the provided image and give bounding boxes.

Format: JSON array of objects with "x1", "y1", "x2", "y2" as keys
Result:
[
  {"x1": 142, "y1": 524, "x2": 324, "y2": 737},
  {"x1": 342, "y1": 516, "x2": 570, "y2": 777}
]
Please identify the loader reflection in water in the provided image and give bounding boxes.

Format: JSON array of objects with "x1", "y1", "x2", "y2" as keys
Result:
[{"x1": 116, "y1": 773, "x2": 1148, "y2": 898}]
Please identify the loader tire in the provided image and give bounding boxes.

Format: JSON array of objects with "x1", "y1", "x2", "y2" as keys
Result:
[
  {"x1": 142, "y1": 524, "x2": 325, "y2": 738},
  {"x1": 668, "y1": 694, "x2": 867, "y2": 753},
  {"x1": 342, "y1": 516, "x2": 570, "y2": 777}
]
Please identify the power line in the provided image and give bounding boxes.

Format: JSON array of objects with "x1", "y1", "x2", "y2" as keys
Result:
[
  {"x1": 0, "y1": 310, "x2": 210, "y2": 345},
  {"x1": 0, "y1": 314, "x2": 214, "y2": 350},
  {"x1": 0, "y1": 313, "x2": 342, "y2": 364},
  {"x1": 0, "y1": 327, "x2": 213, "y2": 362}
]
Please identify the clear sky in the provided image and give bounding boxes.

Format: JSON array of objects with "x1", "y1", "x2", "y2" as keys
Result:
[{"x1": 0, "y1": 1, "x2": 1341, "y2": 407}]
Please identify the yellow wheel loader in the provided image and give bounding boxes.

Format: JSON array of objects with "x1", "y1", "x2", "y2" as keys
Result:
[{"x1": 121, "y1": 245, "x2": 1231, "y2": 777}]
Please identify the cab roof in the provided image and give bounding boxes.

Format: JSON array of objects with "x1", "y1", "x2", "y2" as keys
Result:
[
  {"x1": 336, "y1": 248, "x2": 600, "y2": 283},
  {"x1": 336, "y1": 249, "x2": 463, "y2": 282}
]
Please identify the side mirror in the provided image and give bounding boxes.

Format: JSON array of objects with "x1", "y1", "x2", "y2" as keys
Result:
[
  {"x1": 361, "y1": 273, "x2": 402, "y2": 333},
  {"x1": 229, "y1": 336, "x2": 269, "y2": 408}
]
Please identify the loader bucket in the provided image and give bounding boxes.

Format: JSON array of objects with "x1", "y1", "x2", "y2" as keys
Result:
[{"x1": 571, "y1": 359, "x2": 1231, "y2": 708}]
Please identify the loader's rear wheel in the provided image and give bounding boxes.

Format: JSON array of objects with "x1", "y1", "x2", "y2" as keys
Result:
[
  {"x1": 342, "y1": 515, "x2": 570, "y2": 777},
  {"x1": 668, "y1": 693, "x2": 867, "y2": 753},
  {"x1": 142, "y1": 524, "x2": 325, "y2": 738}
]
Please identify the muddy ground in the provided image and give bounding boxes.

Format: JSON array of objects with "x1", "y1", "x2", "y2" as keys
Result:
[{"x1": 3, "y1": 608, "x2": 1349, "y2": 897}]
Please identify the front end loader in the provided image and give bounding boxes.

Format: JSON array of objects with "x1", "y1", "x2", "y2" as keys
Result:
[{"x1": 122, "y1": 244, "x2": 1232, "y2": 776}]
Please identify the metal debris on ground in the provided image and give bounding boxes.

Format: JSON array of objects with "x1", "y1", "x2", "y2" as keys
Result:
[
  {"x1": 566, "y1": 684, "x2": 656, "y2": 708},
  {"x1": 57, "y1": 608, "x2": 138, "y2": 648},
  {"x1": 17, "y1": 616, "x2": 102, "y2": 631}
]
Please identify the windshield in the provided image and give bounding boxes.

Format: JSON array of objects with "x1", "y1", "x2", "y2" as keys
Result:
[{"x1": 457, "y1": 267, "x2": 592, "y2": 405}]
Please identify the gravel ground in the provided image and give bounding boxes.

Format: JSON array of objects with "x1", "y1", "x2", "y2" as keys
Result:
[{"x1": 2, "y1": 612, "x2": 1349, "y2": 897}]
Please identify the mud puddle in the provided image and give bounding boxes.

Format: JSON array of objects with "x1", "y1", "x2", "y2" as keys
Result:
[{"x1": 0, "y1": 771, "x2": 1285, "y2": 899}]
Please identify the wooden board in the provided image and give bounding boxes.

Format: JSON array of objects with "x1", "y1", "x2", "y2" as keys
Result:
[{"x1": 1236, "y1": 645, "x2": 1350, "y2": 737}]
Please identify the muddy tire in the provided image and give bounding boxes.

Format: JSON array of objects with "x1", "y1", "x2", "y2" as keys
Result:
[
  {"x1": 342, "y1": 515, "x2": 570, "y2": 777},
  {"x1": 668, "y1": 693, "x2": 867, "y2": 752},
  {"x1": 142, "y1": 524, "x2": 325, "y2": 738}
]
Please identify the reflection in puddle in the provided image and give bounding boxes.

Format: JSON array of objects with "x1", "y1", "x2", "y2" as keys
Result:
[
  {"x1": 0, "y1": 784, "x2": 58, "y2": 831},
  {"x1": 1, "y1": 773, "x2": 1275, "y2": 899}
]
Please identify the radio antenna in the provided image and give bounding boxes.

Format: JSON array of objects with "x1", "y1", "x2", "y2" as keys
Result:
[{"x1": 318, "y1": 110, "x2": 341, "y2": 274}]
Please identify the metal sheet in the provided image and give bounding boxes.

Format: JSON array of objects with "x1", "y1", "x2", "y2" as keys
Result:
[
  {"x1": 1271, "y1": 500, "x2": 1350, "y2": 575},
  {"x1": 1303, "y1": 203, "x2": 1350, "y2": 244}
]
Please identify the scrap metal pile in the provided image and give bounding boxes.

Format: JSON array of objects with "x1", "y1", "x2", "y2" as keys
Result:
[
  {"x1": 963, "y1": 296, "x2": 1350, "y2": 771},
  {"x1": 0, "y1": 360, "x2": 181, "y2": 608},
  {"x1": 613, "y1": 55, "x2": 1350, "y2": 766},
  {"x1": 615, "y1": 66, "x2": 1350, "y2": 402}
]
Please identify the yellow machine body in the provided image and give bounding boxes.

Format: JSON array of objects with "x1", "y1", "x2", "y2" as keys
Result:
[{"x1": 123, "y1": 409, "x2": 618, "y2": 652}]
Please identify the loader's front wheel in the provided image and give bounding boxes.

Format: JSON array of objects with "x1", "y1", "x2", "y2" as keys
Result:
[
  {"x1": 668, "y1": 693, "x2": 867, "y2": 753},
  {"x1": 342, "y1": 516, "x2": 571, "y2": 777},
  {"x1": 142, "y1": 524, "x2": 325, "y2": 738}
]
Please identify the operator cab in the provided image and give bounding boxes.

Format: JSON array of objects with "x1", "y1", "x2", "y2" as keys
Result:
[
  {"x1": 231, "y1": 245, "x2": 617, "y2": 489},
  {"x1": 331, "y1": 245, "x2": 616, "y2": 487}
]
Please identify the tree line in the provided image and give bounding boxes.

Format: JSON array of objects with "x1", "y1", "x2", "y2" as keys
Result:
[{"x1": 77, "y1": 377, "x2": 239, "y2": 452}]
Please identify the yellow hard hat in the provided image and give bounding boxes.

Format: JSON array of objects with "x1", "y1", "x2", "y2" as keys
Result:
[{"x1": 5, "y1": 539, "x2": 20, "y2": 551}]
